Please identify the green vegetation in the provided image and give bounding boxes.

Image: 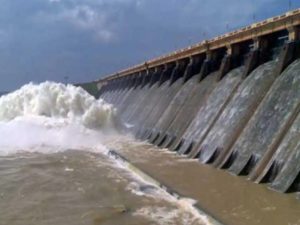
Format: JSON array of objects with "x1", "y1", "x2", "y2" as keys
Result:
[{"x1": 75, "y1": 82, "x2": 98, "y2": 97}]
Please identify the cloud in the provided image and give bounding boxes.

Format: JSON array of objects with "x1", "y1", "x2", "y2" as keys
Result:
[
  {"x1": 56, "y1": 5, "x2": 115, "y2": 41},
  {"x1": 38, "y1": 0, "x2": 143, "y2": 42},
  {"x1": 0, "y1": 0, "x2": 299, "y2": 91},
  {"x1": 35, "y1": 4, "x2": 114, "y2": 42}
]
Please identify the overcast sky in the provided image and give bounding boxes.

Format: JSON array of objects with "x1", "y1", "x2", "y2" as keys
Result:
[{"x1": 1, "y1": 0, "x2": 300, "y2": 91}]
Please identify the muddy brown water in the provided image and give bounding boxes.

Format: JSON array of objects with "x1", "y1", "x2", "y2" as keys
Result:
[
  {"x1": 0, "y1": 149, "x2": 207, "y2": 225},
  {"x1": 105, "y1": 136, "x2": 300, "y2": 225},
  {"x1": 1, "y1": 135, "x2": 300, "y2": 225}
]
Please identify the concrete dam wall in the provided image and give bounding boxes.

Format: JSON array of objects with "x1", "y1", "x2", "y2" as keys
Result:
[{"x1": 81, "y1": 10, "x2": 300, "y2": 199}]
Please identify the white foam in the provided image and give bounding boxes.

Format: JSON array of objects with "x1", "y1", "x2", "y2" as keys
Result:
[
  {"x1": 0, "y1": 81, "x2": 116, "y2": 128},
  {"x1": 0, "y1": 115, "x2": 113, "y2": 155},
  {"x1": 0, "y1": 82, "x2": 117, "y2": 155},
  {"x1": 134, "y1": 205, "x2": 208, "y2": 225},
  {"x1": 106, "y1": 150, "x2": 212, "y2": 225}
]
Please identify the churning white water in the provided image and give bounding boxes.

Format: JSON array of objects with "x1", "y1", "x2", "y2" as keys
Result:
[
  {"x1": 0, "y1": 82, "x2": 118, "y2": 155},
  {"x1": 0, "y1": 81, "x2": 116, "y2": 128}
]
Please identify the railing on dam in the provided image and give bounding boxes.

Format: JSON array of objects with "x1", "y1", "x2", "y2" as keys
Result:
[
  {"x1": 97, "y1": 8, "x2": 300, "y2": 84},
  {"x1": 80, "y1": 9, "x2": 300, "y2": 199}
]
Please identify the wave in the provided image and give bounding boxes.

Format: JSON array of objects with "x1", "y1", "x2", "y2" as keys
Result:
[
  {"x1": 0, "y1": 81, "x2": 116, "y2": 129},
  {"x1": 0, "y1": 81, "x2": 119, "y2": 155}
]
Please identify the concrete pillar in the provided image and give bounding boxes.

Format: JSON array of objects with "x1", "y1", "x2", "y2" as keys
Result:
[
  {"x1": 198, "y1": 51, "x2": 212, "y2": 81},
  {"x1": 242, "y1": 37, "x2": 271, "y2": 78},
  {"x1": 158, "y1": 65, "x2": 167, "y2": 86},
  {"x1": 216, "y1": 44, "x2": 240, "y2": 81},
  {"x1": 253, "y1": 37, "x2": 268, "y2": 50},
  {"x1": 140, "y1": 71, "x2": 146, "y2": 87},
  {"x1": 141, "y1": 62, "x2": 150, "y2": 87},
  {"x1": 226, "y1": 44, "x2": 240, "y2": 56},
  {"x1": 170, "y1": 58, "x2": 190, "y2": 84},
  {"x1": 147, "y1": 68, "x2": 155, "y2": 86},
  {"x1": 242, "y1": 50, "x2": 260, "y2": 78},
  {"x1": 184, "y1": 55, "x2": 204, "y2": 82},
  {"x1": 288, "y1": 26, "x2": 300, "y2": 41},
  {"x1": 274, "y1": 41, "x2": 298, "y2": 76},
  {"x1": 169, "y1": 61, "x2": 180, "y2": 85},
  {"x1": 158, "y1": 63, "x2": 175, "y2": 86},
  {"x1": 132, "y1": 73, "x2": 140, "y2": 89},
  {"x1": 134, "y1": 72, "x2": 144, "y2": 89},
  {"x1": 182, "y1": 57, "x2": 192, "y2": 82},
  {"x1": 150, "y1": 67, "x2": 162, "y2": 86},
  {"x1": 141, "y1": 70, "x2": 151, "y2": 87}
]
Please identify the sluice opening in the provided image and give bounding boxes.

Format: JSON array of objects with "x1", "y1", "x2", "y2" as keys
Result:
[
  {"x1": 288, "y1": 172, "x2": 300, "y2": 193},
  {"x1": 239, "y1": 154, "x2": 259, "y2": 176},
  {"x1": 220, "y1": 151, "x2": 238, "y2": 169},
  {"x1": 183, "y1": 141, "x2": 194, "y2": 155},
  {"x1": 260, "y1": 161, "x2": 283, "y2": 184}
]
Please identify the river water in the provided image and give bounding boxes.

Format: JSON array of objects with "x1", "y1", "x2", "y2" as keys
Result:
[{"x1": 0, "y1": 82, "x2": 207, "y2": 225}]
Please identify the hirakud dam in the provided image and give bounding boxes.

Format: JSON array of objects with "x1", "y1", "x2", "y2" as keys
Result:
[
  {"x1": 77, "y1": 8, "x2": 300, "y2": 224},
  {"x1": 3, "y1": 7, "x2": 300, "y2": 225}
]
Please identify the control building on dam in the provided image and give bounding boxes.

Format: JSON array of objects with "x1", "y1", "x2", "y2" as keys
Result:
[{"x1": 81, "y1": 9, "x2": 300, "y2": 198}]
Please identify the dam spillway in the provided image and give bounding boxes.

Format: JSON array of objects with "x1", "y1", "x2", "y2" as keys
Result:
[{"x1": 81, "y1": 9, "x2": 300, "y2": 199}]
